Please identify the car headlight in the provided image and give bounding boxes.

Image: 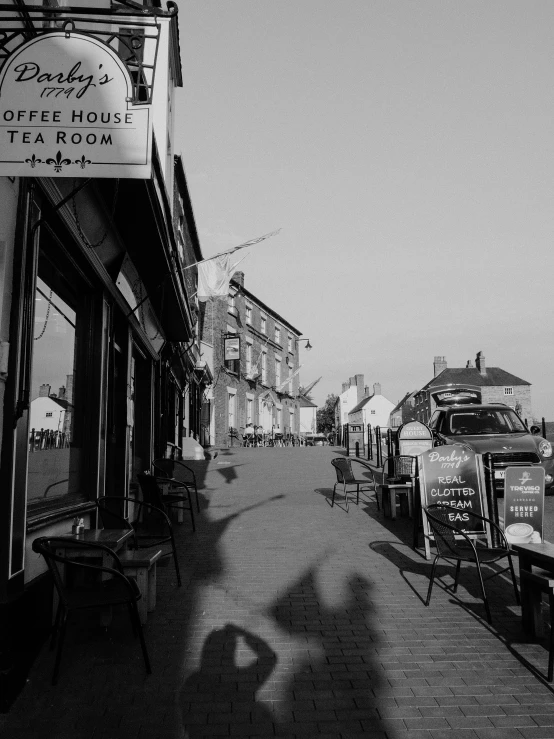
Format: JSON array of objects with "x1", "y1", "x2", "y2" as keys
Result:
[{"x1": 539, "y1": 440, "x2": 553, "y2": 458}]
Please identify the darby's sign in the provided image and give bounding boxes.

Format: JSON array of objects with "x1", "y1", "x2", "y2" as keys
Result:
[{"x1": 0, "y1": 33, "x2": 152, "y2": 178}]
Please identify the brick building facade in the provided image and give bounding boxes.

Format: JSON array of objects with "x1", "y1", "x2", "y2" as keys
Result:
[
  {"x1": 200, "y1": 272, "x2": 303, "y2": 447},
  {"x1": 414, "y1": 352, "x2": 534, "y2": 424}
]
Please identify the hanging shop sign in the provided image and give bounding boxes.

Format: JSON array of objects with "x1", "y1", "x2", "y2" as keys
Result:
[
  {"x1": 418, "y1": 445, "x2": 490, "y2": 558},
  {"x1": 397, "y1": 420, "x2": 433, "y2": 457},
  {"x1": 503, "y1": 466, "x2": 544, "y2": 545},
  {"x1": 224, "y1": 336, "x2": 240, "y2": 362},
  {"x1": 0, "y1": 32, "x2": 152, "y2": 178}
]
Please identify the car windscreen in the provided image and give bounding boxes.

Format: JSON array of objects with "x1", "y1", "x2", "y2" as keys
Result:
[{"x1": 446, "y1": 409, "x2": 527, "y2": 435}]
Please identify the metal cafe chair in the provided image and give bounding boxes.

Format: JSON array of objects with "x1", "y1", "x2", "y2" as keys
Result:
[
  {"x1": 153, "y1": 457, "x2": 200, "y2": 512},
  {"x1": 138, "y1": 471, "x2": 195, "y2": 533},
  {"x1": 331, "y1": 457, "x2": 380, "y2": 511},
  {"x1": 32, "y1": 537, "x2": 151, "y2": 685},
  {"x1": 423, "y1": 503, "x2": 520, "y2": 624},
  {"x1": 96, "y1": 495, "x2": 182, "y2": 587},
  {"x1": 380, "y1": 455, "x2": 417, "y2": 518}
]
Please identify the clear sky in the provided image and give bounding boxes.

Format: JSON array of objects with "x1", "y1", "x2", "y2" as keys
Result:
[{"x1": 176, "y1": 1, "x2": 554, "y2": 419}]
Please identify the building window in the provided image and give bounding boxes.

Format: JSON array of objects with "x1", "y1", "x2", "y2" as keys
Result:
[
  {"x1": 275, "y1": 356, "x2": 281, "y2": 387},
  {"x1": 245, "y1": 340, "x2": 253, "y2": 376},
  {"x1": 371, "y1": 410, "x2": 376, "y2": 415},
  {"x1": 246, "y1": 394, "x2": 254, "y2": 424},
  {"x1": 287, "y1": 334, "x2": 292, "y2": 353},
  {"x1": 27, "y1": 258, "x2": 88, "y2": 517},
  {"x1": 228, "y1": 292, "x2": 235, "y2": 311},
  {"x1": 224, "y1": 327, "x2": 240, "y2": 374},
  {"x1": 260, "y1": 314, "x2": 267, "y2": 334},
  {"x1": 261, "y1": 350, "x2": 267, "y2": 385},
  {"x1": 275, "y1": 324, "x2": 281, "y2": 344},
  {"x1": 245, "y1": 302, "x2": 252, "y2": 324},
  {"x1": 504, "y1": 387, "x2": 514, "y2": 395},
  {"x1": 228, "y1": 389, "x2": 237, "y2": 430}
]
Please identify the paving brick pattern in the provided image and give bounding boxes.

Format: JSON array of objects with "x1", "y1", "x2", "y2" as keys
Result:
[{"x1": 1, "y1": 447, "x2": 553, "y2": 738}]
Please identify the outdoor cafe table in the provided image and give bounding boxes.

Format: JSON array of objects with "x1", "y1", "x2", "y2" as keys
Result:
[
  {"x1": 54, "y1": 529, "x2": 135, "y2": 624},
  {"x1": 55, "y1": 528, "x2": 134, "y2": 561},
  {"x1": 511, "y1": 541, "x2": 554, "y2": 637}
]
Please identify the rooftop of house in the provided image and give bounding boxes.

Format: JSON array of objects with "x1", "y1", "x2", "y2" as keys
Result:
[
  {"x1": 420, "y1": 366, "x2": 530, "y2": 391},
  {"x1": 390, "y1": 391, "x2": 417, "y2": 415},
  {"x1": 230, "y1": 274, "x2": 302, "y2": 336},
  {"x1": 348, "y1": 395, "x2": 374, "y2": 415}
]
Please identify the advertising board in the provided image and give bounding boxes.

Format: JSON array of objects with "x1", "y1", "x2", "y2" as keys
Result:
[
  {"x1": 224, "y1": 336, "x2": 240, "y2": 361},
  {"x1": 503, "y1": 466, "x2": 544, "y2": 545},
  {"x1": 0, "y1": 33, "x2": 152, "y2": 178},
  {"x1": 418, "y1": 445, "x2": 489, "y2": 558},
  {"x1": 397, "y1": 420, "x2": 433, "y2": 457}
]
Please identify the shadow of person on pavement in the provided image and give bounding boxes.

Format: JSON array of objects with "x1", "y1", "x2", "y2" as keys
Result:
[
  {"x1": 180, "y1": 623, "x2": 278, "y2": 738},
  {"x1": 267, "y1": 566, "x2": 388, "y2": 736}
]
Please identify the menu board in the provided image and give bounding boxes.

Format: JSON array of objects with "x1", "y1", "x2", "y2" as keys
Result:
[
  {"x1": 504, "y1": 466, "x2": 544, "y2": 545},
  {"x1": 397, "y1": 420, "x2": 434, "y2": 457},
  {"x1": 418, "y1": 445, "x2": 489, "y2": 558}
]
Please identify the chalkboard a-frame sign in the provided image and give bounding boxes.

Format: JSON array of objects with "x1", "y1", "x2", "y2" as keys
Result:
[{"x1": 418, "y1": 445, "x2": 491, "y2": 559}]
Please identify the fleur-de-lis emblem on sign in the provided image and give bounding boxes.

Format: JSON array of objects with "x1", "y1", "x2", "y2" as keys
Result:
[
  {"x1": 25, "y1": 154, "x2": 42, "y2": 168},
  {"x1": 46, "y1": 151, "x2": 71, "y2": 172},
  {"x1": 74, "y1": 155, "x2": 91, "y2": 170}
]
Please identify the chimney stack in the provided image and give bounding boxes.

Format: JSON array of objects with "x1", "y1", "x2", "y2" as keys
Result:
[
  {"x1": 433, "y1": 356, "x2": 447, "y2": 377},
  {"x1": 373, "y1": 382, "x2": 381, "y2": 396},
  {"x1": 476, "y1": 351, "x2": 486, "y2": 376},
  {"x1": 232, "y1": 271, "x2": 244, "y2": 287},
  {"x1": 39, "y1": 383, "x2": 51, "y2": 397},
  {"x1": 342, "y1": 382, "x2": 348, "y2": 393},
  {"x1": 355, "y1": 374, "x2": 364, "y2": 402},
  {"x1": 364, "y1": 385, "x2": 370, "y2": 397},
  {"x1": 466, "y1": 360, "x2": 474, "y2": 368}
]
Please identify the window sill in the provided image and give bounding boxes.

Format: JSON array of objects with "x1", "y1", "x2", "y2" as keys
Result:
[{"x1": 27, "y1": 500, "x2": 96, "y2": 533}]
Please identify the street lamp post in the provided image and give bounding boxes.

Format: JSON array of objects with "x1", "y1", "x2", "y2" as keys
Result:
[{"x1": 295, "y1": 338, "x2": 312, "y2": 351}]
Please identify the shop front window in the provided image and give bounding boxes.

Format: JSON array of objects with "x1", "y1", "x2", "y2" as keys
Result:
[{"x1": 27, "y1": 265, "x2": 85, "y2": 512}]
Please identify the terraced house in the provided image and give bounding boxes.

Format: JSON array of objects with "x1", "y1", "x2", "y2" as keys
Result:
[{"x1": 199, "y1": 271, "x2": 304, "y2": 447}]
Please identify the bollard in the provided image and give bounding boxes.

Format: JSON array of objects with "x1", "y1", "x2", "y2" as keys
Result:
[
  {"x1": 542, "y1": 417, "x2": 547, "y2": 438},
  {"x1": 387, "y1": 428, "x2": 394, "y2": 457},
  {"x1": 367, "y1": 425, "x2": 373, "y2": 460},
  {"x1": 375, "y1": 426, "x2": 382, "y2": 468},
  {"x1": 355, "y1": 441, "x2": 360, "y2": 458},
  {"x1": 483, "y1": 452, "x2": 501, "y2": 548}
]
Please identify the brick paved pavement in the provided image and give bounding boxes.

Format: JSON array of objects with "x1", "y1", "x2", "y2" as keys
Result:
[{"x1": 1, "y1": 447, "x2": 553, "y2": 738}]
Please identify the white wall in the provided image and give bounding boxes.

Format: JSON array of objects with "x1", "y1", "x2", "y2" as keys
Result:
[
  {"x1": 300, "y1": 406, "x2": 317, "y2": 434},
  {"x1": 30, "y1": 397, "x2": 66, "y2": 432},
  {"x1": 337, "y1": 385, "x2": 359, "y2": 426},
  {"x1": 362, "y1": 395, "x2": 395, "y2": 429}
]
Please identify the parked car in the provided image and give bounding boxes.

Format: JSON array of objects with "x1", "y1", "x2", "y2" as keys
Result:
[{"x1": 429, "y1": 402, "x2": 554, "y2": 495}]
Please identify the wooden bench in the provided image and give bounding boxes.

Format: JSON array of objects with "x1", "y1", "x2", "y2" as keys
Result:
[
  {"x1": 119, "y1": 548, "x2": 162, "y2": 624},
  {"x1": 519, "y1": 568, "x2": 554, "y2": 681}
]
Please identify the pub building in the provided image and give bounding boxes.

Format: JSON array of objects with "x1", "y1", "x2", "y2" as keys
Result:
[{"x1": 0, "y1": 1, "x2": 208, "y2": 707}]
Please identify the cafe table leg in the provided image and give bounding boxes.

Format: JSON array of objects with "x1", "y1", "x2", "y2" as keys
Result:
[
  {"x1": 518, "y1": 556, "x2": 544, "y2": 638},
  {"x1": 148, "y1": 564, "x2": 157, "y2": 613},
  {"x1": 135, "y1": 568, "x2": 149, "y2": 625}
]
